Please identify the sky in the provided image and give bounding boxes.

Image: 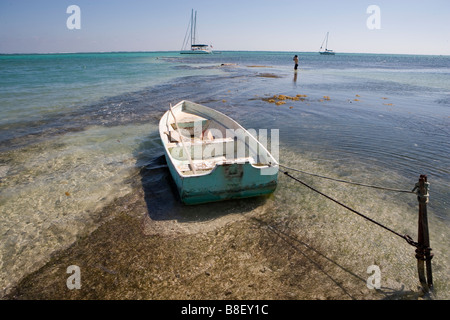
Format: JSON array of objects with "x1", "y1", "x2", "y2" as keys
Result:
[{"x1": 0, "y1": 0, "x2": 449, "y2": 55}]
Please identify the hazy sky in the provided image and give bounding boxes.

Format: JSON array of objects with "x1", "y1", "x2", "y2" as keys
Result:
[{"x1": 0, "y1": 0, "x2": 449, "y2": 55}]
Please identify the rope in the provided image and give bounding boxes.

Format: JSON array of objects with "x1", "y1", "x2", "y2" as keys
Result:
[
  {"x1": 181, "y1": 16, "x2": 192, "y2": 51},
  {"x1": 279, "y1": 164, "x2": 415, "y2": 194},
  {"x1": 281, "y1": 170, "x2": 419, "y2": 248}
]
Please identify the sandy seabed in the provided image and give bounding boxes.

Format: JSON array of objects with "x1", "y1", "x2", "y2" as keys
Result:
[{"x1": 5, "y1": 179, "x2": 428, "y2": 301}]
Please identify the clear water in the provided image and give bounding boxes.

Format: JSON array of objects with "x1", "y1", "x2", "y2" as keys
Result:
[{"x1": 0, "y1": 51, "x2": 449, "y2": 298}]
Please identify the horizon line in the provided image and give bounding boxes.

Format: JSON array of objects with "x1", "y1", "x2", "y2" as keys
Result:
[{"x1": 1, "y1": 50, "x2": 449, "y2": 57}]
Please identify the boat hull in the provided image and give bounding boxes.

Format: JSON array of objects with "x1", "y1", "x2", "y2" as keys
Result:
[{"x1": 165, "y1": 153, "x2": 277, "y2": 204}]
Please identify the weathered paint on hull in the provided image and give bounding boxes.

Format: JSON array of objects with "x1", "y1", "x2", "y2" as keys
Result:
[
  {"x1": 182, "y1": 181, "x2": 277, "y2": 205},
  {"x1": 164, "y1": 153, "x2": 277, "y2": 205}
]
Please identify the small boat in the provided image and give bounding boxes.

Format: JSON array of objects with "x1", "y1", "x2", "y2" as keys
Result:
[
  {"x1": 319, "y1": 32, "x2": 335, "y2": 55},
  {"x1": 180, "y1": 9, "x2": 212, "y2": 54},
  {"x1": 159, "y1": 100, "x2": 278, "y2": 205}
]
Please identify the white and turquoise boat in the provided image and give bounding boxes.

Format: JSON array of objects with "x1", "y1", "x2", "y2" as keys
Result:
[{"x1": 159, "y1": 100, "x2": 278, "y2": 205}]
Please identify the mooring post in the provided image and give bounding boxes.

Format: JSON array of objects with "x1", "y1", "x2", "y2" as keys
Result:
[{"x1": 415, "y1": 174, "x2": 433, "y2": 293}]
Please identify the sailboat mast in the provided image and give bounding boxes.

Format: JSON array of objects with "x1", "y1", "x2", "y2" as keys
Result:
[
  {"x1": 189, "y1": 9, "x2": 193, "y2": 47},
  {"x1": 193, "y1": 11, "x2": 197, "y2": 45},
  {"x1": 325, "y1": 32, "x2": 329, "y2": 50}
]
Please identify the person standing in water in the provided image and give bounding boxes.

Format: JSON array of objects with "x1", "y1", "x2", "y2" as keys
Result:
[{"x1": 293, "y1": 55, "x2": 299, "y2": 70}]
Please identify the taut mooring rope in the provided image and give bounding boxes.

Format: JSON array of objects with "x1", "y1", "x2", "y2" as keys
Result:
[
  {"x1": 279, "y1": 164, "x2": 415, "y2": 194},
  {"x1": 281, "y1": 170, "x2": 419, "y2": 248}
]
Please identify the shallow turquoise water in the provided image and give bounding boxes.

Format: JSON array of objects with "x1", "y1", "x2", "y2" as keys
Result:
[{"x1": 0, "y1": 51, "x2": 449, "y2": 298}]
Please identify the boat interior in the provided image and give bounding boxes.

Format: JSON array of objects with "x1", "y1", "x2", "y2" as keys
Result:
[{"x1": 163, "y1": 106, "x2": 270, "y2": 176}]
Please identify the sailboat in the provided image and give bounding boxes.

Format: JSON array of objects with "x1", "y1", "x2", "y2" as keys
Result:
[
  {"x1": 319, "y1": 32, "x2": 335, "y2": 55},
  {"x1": 180, "y1": 9, "x2": 212, "y2": 54}
]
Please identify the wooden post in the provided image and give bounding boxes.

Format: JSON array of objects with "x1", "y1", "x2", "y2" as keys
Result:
[{"x1": 415, "y1": 175, "x2": 433, "y2": 293}]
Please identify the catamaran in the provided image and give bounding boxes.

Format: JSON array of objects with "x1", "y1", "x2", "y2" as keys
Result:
[
  {"x1": 180, "y1": 9, "x2": 212, "y2": 54},
  {"x1": 319, "y1": 32, "x2": 335, "y2": 55}
]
